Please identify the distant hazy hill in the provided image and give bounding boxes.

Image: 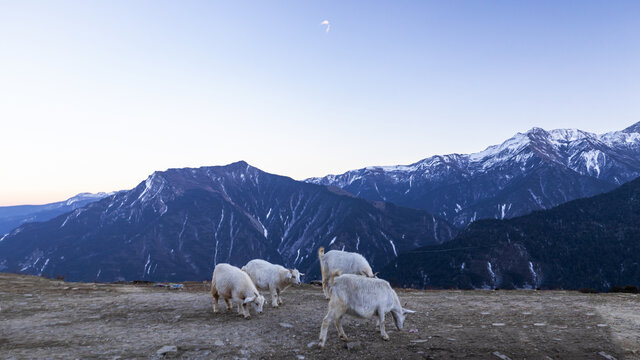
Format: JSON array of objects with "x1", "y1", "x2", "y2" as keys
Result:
[
  {"x1": 0, "y1": 193, "x2": 112, "y2": 235},
  {"x1": 309, "y1": 122, "x2": 640, "y2": 227},
  {"x1": 382, "y1": 176, "x2": 640, "y2": 291},
  {"x1": 0, "y1": 161, "x2": 455, "y2": 282}
]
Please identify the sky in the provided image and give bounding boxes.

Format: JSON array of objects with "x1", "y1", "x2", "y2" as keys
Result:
[{"x1": 1, "y1": 1, "x2": 639, "y2": 206}]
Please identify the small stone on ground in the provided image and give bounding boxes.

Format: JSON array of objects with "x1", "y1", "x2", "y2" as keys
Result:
[
  {"x1": 345, "y1": 341, "x2": 363, "y2": 351},
  {"x1": 156, "y1": 345, "x2": 177, "y2": 356},
  {"x1": 493, "y1": 351, "x2": 512, "y2": 360}
]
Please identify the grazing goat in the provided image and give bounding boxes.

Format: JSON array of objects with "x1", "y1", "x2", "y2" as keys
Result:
[
  {"x1": 318, "y1": 246, "x2": 375, "y2": 299},
  {"x1": 318, "y1": 273, "x2": 415, "y2": 348},
  {"x1": 211, "y1": 263, "x2": 265, "y2": 319},
  {"x1": 242, "y1": 259, "x2": 303, "y2": 308}
]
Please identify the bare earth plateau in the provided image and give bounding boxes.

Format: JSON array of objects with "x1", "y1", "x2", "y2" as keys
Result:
[{"x1": 1, "y1": 273, "x2": 639, "y2": 359}]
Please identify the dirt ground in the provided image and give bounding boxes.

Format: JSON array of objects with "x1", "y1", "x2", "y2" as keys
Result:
[{"x1": 1, "y1": 273, "x2": 639, "y2": 359}]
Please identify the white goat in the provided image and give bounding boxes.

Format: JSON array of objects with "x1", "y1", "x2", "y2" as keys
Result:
[
  {"x1": 242, "y1": 259, "x2": 303, "y2": 308},
  {"x1": 318, "y1": 273, "x2": 415, "y2": 348},
  {"x1": 210, "y1": 263, "x2": 265, "y2": 319},
  {"x1": 318, "y1": 247, "x2": 375, "y2": 299}
]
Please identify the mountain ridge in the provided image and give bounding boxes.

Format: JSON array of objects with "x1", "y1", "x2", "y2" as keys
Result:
[
  {"x1": 0, "y1": 161, "x2": 456, "y2": 282},
  {"x1": 0, "y1": 192, "x2": 113, "y2": 236},
  {"x1": 307, "y1": 122, "x2": 640, "y2": 226}
]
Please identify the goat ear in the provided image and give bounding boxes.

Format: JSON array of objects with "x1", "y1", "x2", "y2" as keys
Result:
[
  {"x1": 373, "y1": 272, "x2": 379, "y2": 278},
  {"x1": 286, "y1": 271, "x2": 292, "y2": 279},
  {"x1": 402, "y1": 308, "x2": 416, "y2": 315},
  {"x1": 244, "y1": 296, "x2": 255, "y2": 304},
  {"x1": 332, "y1": 269, "x2": 342, "y2": 277},
  {"x1": 299, "y1": 273, "x2": 305, "y2": 276}
]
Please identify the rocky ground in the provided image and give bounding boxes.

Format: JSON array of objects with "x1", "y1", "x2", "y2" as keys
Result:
[{"x1": 0, "y1": 273, "x2": 639, "y2": 359}]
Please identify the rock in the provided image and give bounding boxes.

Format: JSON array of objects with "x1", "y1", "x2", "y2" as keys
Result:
[
  {"x1": 156, "y1": 345, "x2": 178, "y2": 356},
  {"x1": 492, "y1": 351, "x2": 512, "y2": 360},
  {"x1": 307, "y1": 341, "x2": 318, "y2": 348},
  {"x1": 533, "y1": 323, "x2": 546, "y2": 327},
  {"x1": 279, "y1": 322, "x2": 294, "y2": 328},
  {"x1": 214, "y1": 340, "x2": 224, "y2": 346},
  {"x1": 345, "y1": 341, "x2": 363, "y2": 351},
  {"x1": 410, "y1": 339, "x2": 429, "y2": 343},
  {"x1": 24, "y1": 294, "x2": 33, "y2": 297},
  {"x1": 598, "y1": 352, "x2": 617, "y2": 360},
  {"x1": 296, "y1": 356, "x2": 305, "y2": 360},
  {"x1": 492, "y1": 323, "x2": 505, "y2": 326}
]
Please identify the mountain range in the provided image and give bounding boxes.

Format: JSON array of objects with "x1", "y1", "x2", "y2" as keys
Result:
[
  {"x1": 0, "y1": 162, "x2": 455, "y2": 282},
  {"x1": 1, "y1": 122, "x2": 639, "y2": 288},
  {"x1": 308, "y1": 122, "x2": 640, "y2": 227},
  {"x1": 0, "y1": 192, "x2": 111, "y2": 235},
  {"x1": 382, "y1": 175, "x2": 640, "y2": 291}
]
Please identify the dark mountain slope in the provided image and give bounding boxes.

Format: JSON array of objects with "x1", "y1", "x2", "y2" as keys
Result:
[{"x1": 382, "y1": 176, "x2": 640, "y2": 291}]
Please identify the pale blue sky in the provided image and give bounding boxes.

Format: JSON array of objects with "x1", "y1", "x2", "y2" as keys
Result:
[{"x1": 1, "y1": 1, "x2": 639, "y2": 205}]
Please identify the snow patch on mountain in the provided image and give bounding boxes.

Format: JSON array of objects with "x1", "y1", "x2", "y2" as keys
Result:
[
  {"x1": 66, "y1": 192, "x2": 114, "y2": 206},
  {"x1": 581, "y1": 150, "x2": 604, "y2": 177}
]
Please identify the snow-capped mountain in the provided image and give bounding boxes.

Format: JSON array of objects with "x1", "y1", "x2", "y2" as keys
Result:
[
  {"x1": 0, "y1": 192, "x2": 113, "y2": 235},
  {"x1": 382, "y1": 175, "x2": 640, "y2": 291},
  {"x1": 0, "y1": 161, "x2": 455, "y2": 282},
  {"x1": 308, "y1": 122, "x2": 640, "y2": 227}
]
